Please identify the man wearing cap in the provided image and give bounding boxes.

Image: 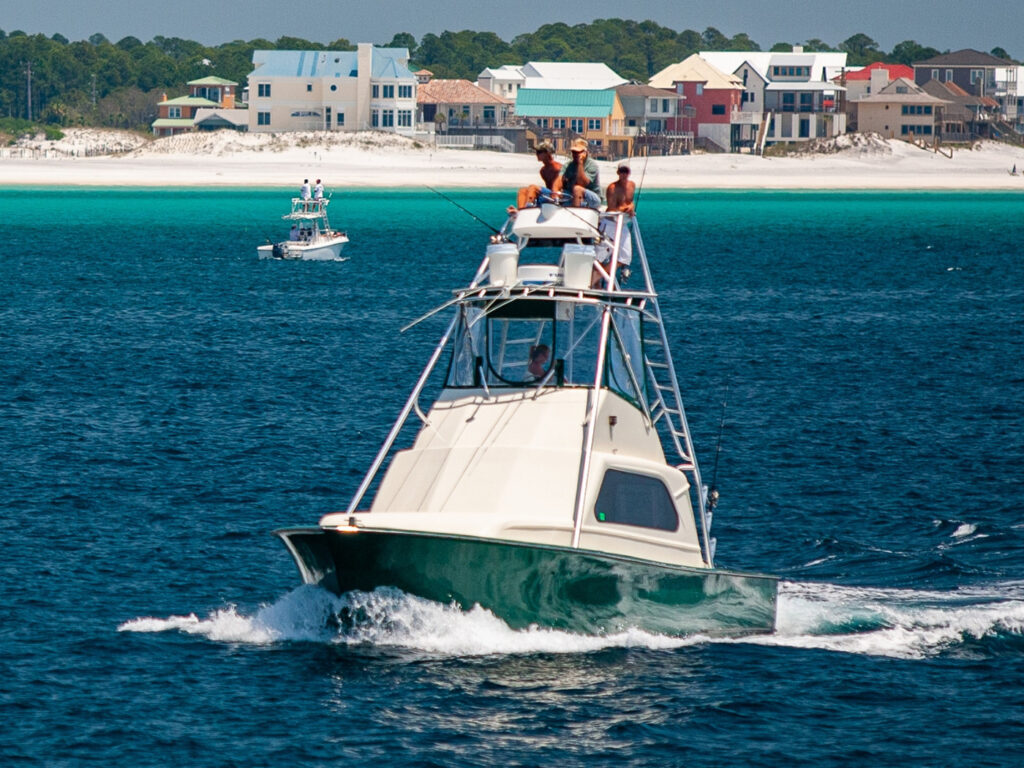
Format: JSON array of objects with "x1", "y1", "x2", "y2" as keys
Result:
[{"x1": 561, "y1": 137, "x2": 601, "y2": 208}]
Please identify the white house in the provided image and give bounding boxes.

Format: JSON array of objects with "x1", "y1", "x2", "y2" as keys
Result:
[{"x1": 247, "y1": 44, "x2": 418, "y2": 134}]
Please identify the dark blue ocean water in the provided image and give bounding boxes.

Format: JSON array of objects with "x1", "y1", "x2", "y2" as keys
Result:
[{"x1": 2, "y1": 187, "x2": 1023, "y2": 766}]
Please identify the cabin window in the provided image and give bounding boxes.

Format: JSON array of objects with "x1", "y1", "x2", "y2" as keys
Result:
[
  {"x1": 595, "y1": 470, "x2": 679, "y2": 532},
  {"x1": 487, "y1": 317, "x2": 554, "y2": 384},
  {"x1": 606, "y1": 307, "x2": 644, "y2": 405}
]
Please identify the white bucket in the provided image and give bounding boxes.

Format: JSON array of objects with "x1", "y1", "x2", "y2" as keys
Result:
[
  {"x1": 562, "y1": 244, "x2": 596, "y2": 289},
  {"x1": 486, "y1": 243, "x2": 519, "y2": 286}
]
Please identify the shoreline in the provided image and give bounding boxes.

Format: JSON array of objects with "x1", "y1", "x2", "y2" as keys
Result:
[{"x1": 3, "y1": 129, "x2": 1024, "y2": 190}]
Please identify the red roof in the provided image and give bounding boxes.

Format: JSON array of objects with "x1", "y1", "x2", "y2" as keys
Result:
[{"x1": 842, "y1": 62, "x2": 914, "y2": 81}]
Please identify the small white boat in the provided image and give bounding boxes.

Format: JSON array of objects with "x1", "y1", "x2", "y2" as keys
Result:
[
  {"x1": 277, "y1": 204, "x2": 778, "y2": 636},
  {"x1": 257, "y1": 198, "x2": 349, "y2": 260}
]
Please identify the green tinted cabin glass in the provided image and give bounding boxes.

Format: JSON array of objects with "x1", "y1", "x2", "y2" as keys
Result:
[{"x1": 594, "y1": 470, "x2": 679, "y2": 531}]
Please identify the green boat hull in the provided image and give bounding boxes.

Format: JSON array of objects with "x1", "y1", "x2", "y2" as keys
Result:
[{"x1": 276, "y1": 528, "x2": 778, "y2": 637}]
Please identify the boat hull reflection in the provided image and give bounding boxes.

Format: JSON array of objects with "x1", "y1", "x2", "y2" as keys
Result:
[{"x1": 277, "y1": 527, "x2": 778, "y2": 637}]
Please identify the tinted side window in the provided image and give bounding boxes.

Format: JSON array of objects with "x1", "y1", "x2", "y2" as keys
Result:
[{"x1": 594, "y1": 470, "x2": 679, "y2": 532}]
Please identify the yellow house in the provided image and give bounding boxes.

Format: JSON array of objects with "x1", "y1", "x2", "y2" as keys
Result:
[{"x1": 514, "y1": 89, "x2": 631, "y2": 158}]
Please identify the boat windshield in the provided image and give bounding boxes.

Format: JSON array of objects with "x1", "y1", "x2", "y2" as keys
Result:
[{"x1": 446, "y1": 300, "x2": 647, "y2": 402}]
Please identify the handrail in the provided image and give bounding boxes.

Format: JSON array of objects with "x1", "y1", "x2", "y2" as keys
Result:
[{"x1": 344, "y1": 255, "x2": 490, "y2": 515}]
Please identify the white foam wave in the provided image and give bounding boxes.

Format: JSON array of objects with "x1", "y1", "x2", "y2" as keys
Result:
[
  {"x1": 740, "y1": 580, "x2": 1024, "y2": 659},
  {"x1": 118, "y1": 585, "x2": 698, "y2": 655},
  {"x1": 120, "y1": 581, "x2": 1024, "y2": 660}
]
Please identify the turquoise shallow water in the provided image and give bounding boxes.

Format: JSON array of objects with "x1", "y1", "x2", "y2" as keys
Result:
[{"x1": 2, "y1": 187, "x2": 1024, "y2": 766}]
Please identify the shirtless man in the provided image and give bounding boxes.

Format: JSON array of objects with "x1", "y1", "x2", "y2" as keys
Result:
[
  {"x1": 509, "y1": 140, "x2": 562, "y2": 214},
  {"x1": 606, "y1": 163, "x2": 636, "y2": 214},
  {"x1": 592, "y1": 164, "x2": 637, "y2": 288}
]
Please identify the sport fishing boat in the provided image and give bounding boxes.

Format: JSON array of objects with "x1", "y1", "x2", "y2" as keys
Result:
[
  {"x1": 277, "y1": 204, "x2": 778, "y2": 636},
  {"x1": 257, "y1": 197, "x2": 349, "y2": 260}
]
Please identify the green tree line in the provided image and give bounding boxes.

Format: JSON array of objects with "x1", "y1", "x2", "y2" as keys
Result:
[{"x1": 0, "y1": 23, "x2": 1015, "y2": 131}]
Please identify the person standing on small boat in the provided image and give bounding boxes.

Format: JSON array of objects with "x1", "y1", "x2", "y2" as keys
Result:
[
  {"x1": 562, "y1": 138, "x2": 601, "y2": 209},
  {"x1": 300, "y1": 179, "x2": 312, "y2": 211},
  {"x1": 508, "y1": 140, "x2": 563, "y2": 214},
  {"x1": 313, "y1": 179, "x2": 324, "y2": 200}
]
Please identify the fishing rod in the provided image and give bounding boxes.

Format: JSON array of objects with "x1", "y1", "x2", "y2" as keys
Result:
[
  {"x1": 426, "y1": 185, "x2": 501, "y2": 235},
  {"x1": 706, "y1": 383, "x2": 729, "y2": 520}
]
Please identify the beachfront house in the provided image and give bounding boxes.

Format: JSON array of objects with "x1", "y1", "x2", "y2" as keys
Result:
[
  {"x1": 514, "y1": 88, "x2": 631, "y2": 158},
  {"x1": 851, "y1": 78, "x2": 949, "y2": 143},
  {"x1": 477, "y1": 65, "x2": 526, "y2": 101},
  {"x1": 151, "y1": 76, "x2": 241, "y2": 136},
  {"x1": 921, "y1": 79, "x2": 1000, "y2": 141},
  {"x1": 612, "y1": 82, "x2": 691, "y2": 155},
  {"x1": 246, "y1": 44, "x2": 417, "y2": 134},
  {"x1": 417, "y1": 75, "x2": 511, "y2": 128},
  {"x1": 698, "y1": 48, "x2": 848, "y2": 152},
  {"x1": 913, "y1": 49, "x2": 1020, "y2": 138},
  {"x1": 417, "y1": 74, "x2": 520, "y2": 150},
  {"x1": 649, "y1": 54, "x2": 743, "y2": 152}
]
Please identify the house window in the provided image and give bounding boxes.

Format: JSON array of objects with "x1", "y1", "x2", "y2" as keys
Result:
[
  {"x1": 330, "y1": 84, "x2": 337, "y2": 92},
  {"x1": 570, "y1": 118, "x2": 584, "y2": 132},
  {"x1": 662, "y1": 98, "x2": 670, "y2": 113},
  {"x1": 483, "y1": 105, "x2": 495, "y2": 122},
  {"x1": 594, "y1": 470, "x2": 679, "y2": 532},
  {"x1": 372, "y1": 85, "x2": 379, "y2": 98},
  {"x1": 371, "y1": 110, "x2": 379, "y2": 127},
  {"x1": 553, "y1": 118, "x2": 565, "y2": 129},
  {"x1": 337, "y1": 112, "x2": 345, "y2": 126},
  {"x1": 782, "y1": 92, "x2": 795, "y2": 112},
  {"x1": 931, "y1": 69, "x2": 940, "y2": 80},
  {"x1": 257, "y1": 111, "x2": 270, "y2": 126},
  {"x1": 587, "y1": 118, "x2": 601, "y2": 130},
  {"x1": 649, "y1": 98, "x2": 658, "y2": 112},
  {"x1": 970, "y1": 69, "x2": 983, "y2": 84},
  {"x1": 398, "y1": 85, "x2": 412, "y2": 99},
  {"x1": 168, "y1": 106, "x2": 181, "y2": 118},
  {"x1": 711, "y1": 104, "x2": 726, "y2": 115},
  {"x1": 381, "y1": 109, "x2": 394, "y2": 127},
  {"x1": 257, "y1": 83, "x2": 271, "y2": 98},
  {"x1": 383, "y1": 84, "x2": 395, "y2": 98},
  {"x1": 306, "y1": 84, "x2": 312, "y2": 92},
  {"x1": 945, "y1": 69, "x2": 953, "y2": 81},
  {"x1": 398, "y1": 109, "x2": 412, "y2": 127},
  {"x1": 696, "y1": 83, "x2": 703, "y2": 95},
  {"x1": 800, "y1": 92, "x2": 813, "y2": 111},
  {"x1": 924, "y1": 106, "x2": 932, "y2": 115},
  {"x1": 537, "y1": 118, "x2": 549, "y2": 128}
]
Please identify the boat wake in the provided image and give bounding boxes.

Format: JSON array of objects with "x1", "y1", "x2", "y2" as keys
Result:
[{"x1": 119, "y1": 580, "x2": 1024, "y2": 659}]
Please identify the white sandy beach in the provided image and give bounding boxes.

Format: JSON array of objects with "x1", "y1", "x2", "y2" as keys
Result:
[{"x1": 2, "y1": 128, "x2": 1024, "y2": 189}]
